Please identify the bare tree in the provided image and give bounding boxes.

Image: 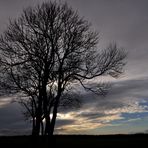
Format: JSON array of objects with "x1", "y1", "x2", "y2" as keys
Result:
[{"x1": 0, "y1": 1, "x2": 126, "y2": 136}]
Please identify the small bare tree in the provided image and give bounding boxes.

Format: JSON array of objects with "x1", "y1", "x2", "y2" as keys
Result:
[{"x1": 0, "y1": 1, "x2": 126, "y2": 136}]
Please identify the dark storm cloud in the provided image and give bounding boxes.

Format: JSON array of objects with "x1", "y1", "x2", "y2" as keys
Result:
[
  {"x1": 1, "y1": 0, "x2": 148, "y2": 48},
  {"x1": 56, "y1": 119, "x2": 75, "y2": 127},
  {"x1": 66, "y1": 0, "x2": 148, "y2": 78},
  {"x1": 0, "y1": 0, "x2": 148, "y2": 77},
  {"x1": 66, "y1": 0, "x2": 148, "y2": 45},
  {"x1": 108, "y1": 77, "x2": 148, "y2": 103},
  {"x1": 77, "y1": 112, "x2": 106, "y2": 119},
  {"x1": 0, "y1": 102, "x2": 31, "y2": 135},
  {"x1": 85, "y1": 77, "x2": 148, "y2": 111},
  {"x1": 0, "y1": 0, "x2": 47, "y2": 32}
]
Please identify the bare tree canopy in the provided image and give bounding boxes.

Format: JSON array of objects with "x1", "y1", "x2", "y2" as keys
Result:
[{"x1": 0, "y1": 1, "x2": 127, "y2": 136}]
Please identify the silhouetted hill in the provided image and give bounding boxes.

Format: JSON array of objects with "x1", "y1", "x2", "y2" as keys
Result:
[{"x1": 0, "y1": 134, "x2": 147, "y2": 148}]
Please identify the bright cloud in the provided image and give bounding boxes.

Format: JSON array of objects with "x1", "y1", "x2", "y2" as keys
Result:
[
  {"x1": 0, "y1": 97, "x2": 12, "y2": 107},
  {"x1": 54, "y1": 76, "x2": 148, "y2": 134}
]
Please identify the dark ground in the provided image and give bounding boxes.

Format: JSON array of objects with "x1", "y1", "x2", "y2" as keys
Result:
[{"x1": 0, "y1": 134, "x2": 147, "y2": 148}]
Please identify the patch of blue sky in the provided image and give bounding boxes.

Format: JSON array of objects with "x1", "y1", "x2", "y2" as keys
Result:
[
  {"x1": 122, "y1": 112, "x2": 148, "y2": 119},
  {"x1": 109, "y1": 112, "x2": 148, "y2": 126},
  {"x1": 91, "y1": 116, "x2": 148, "y2": 135},
  {"x1": 139, "y1": 99, "x2": 148, "y2": 108}
]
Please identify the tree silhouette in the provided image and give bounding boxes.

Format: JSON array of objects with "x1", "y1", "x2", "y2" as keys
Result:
[{"x1": 0, "y1": 1, "x2": 126, "y2": 136}]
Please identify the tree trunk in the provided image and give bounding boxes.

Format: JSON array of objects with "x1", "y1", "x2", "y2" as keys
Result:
[
  {"x1": 32, "y1": 117, "x2": 36, "y2": 135},
  {"x1": 32, "y1": 105, "x2": 42, "y2": 136},
  {"x1": 49, "y1": 100, "x2": 59, "y2": 136},
  {"x1": 33, "y1": 117, "x2": 41, "y2": 136},
  {"x1": 45, "y1": 115, "x2": 50, "y2": 135},
  {"x1": 41, "y1": 120, "x2": 44, "y2": 136}
]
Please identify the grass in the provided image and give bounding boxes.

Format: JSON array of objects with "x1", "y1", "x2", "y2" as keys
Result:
[{"x1": 0, "y1": 134, "x2": 147, "y2": 147}]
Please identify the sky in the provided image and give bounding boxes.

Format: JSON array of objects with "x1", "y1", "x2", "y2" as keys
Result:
[{"x1": 0, "y1": 0, "x2": 148, "y2": 135}]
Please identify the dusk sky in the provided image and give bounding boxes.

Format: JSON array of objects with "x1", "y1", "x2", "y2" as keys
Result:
[{"x1": 1, "y1": 0, "x2": 148, "y2": 135}]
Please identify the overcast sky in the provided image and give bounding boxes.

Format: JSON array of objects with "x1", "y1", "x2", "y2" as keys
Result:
[{"x1": 0, "y1": 0, "x2": 148, "y2": 135}]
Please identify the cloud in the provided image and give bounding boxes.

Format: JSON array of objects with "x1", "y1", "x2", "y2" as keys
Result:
[
  {"x1": 54, "y1": 76, "x2": 148, "y2": 134},
  {"x1": 0, "y1": 101, "x2": 31, "y2": 135},
  {"x1": 1, "y1": 74, "x2": 148, "y2": 135},
  {"x1": 1, "y1": 76, "x2": 148, "y2": 135},
  {"x1": 0, "y1": 97, "x2": 11, "y2": 106},
  {"x1": 56, "y1": 119, "x2": 75, "y2": 127}
]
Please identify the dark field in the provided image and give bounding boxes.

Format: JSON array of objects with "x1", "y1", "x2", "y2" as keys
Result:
[{"x1": 0, "y1": 134, "x2": 147, "y2": 148}]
